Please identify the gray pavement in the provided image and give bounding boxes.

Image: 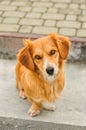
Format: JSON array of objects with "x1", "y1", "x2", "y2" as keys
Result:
[
  {"x1": 0, "y1": 59, "x2": 86, "y2": 129},
  {"x1": 0, "y1": 0, "x2": 86, "y2": 37}
]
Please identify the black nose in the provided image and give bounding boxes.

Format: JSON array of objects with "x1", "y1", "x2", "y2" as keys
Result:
[{"x1": 46, "y1": 67, "x2": 54, "y2": 75}]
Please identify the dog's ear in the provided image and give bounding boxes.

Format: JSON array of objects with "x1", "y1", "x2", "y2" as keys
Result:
[
  {"x1": 50, "y1": 33, "x2": 71, "y2": 60},
  {"x1": 17, "y1": 39, "x2": 34, "y2": 71}
]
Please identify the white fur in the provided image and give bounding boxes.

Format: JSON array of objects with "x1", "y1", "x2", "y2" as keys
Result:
[{"x1": 42, "y1": 101, "x2": 56, "y2": 110}]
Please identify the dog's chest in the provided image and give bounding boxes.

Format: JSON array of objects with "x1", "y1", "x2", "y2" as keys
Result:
[{"x1": 45, "y1": 82, "x2": 59, "y2": 102}]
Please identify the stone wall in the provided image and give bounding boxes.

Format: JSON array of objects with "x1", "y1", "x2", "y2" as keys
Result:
[
  {"x1": 0, "y1": 36, "x2": 86, "y2": 62},
  {"x1": 68, "y1": 42, "x2": 86, "y2": 62}
]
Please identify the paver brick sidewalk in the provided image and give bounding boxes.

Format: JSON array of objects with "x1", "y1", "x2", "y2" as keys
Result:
[{"x1": 0, "y1": 0, "x2": 86, "y2": 37}]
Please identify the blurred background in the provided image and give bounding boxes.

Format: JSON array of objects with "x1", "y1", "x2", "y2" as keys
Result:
[{"x1": 0, "y1": 0, "x2": 86, "y2": 37}]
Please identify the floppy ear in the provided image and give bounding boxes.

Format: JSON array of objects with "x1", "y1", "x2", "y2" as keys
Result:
[
  {"x1": 50, "y1": 33, "x2": 71, "y2": 60},
  {"x1": 17, "y1": 39, "x2": 34, "y2": 71}
]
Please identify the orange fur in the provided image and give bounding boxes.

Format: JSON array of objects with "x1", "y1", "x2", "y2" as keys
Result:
[{"x1": 16, "y1": 33, "x2": 71, "y2": 117}]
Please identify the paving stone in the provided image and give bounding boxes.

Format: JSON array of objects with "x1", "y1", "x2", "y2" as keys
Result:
[
  {"x1": 82, "y1": 10, "x2": 86, "y2": 15},
  {"x1": 32, "y1": 2, "x2": 53, "y2": 7},
  {"x1": 80, "y1": 4, "x2": 86, "y2": 9},
  {"x1": 47, "y1": 8, "x2": 58, "y2": 13},
  {"x1": 0, "y1": 11, "x2": 3, "y2": 16},
  {"x1": 78, "y1": 16, "x2": 86, "y2": 22},
  {"x1": 82, "y1": 23, "x2": 86, "y2": 28},
  {"x1": 32, "y1": 26, "x2": 57, "y2": 34},
  {"x1": 19, "y1": 25, "x2": 32, "y2": 33},
  {"x1": 0, "y1": 0, "x2": 85, "y2": 38},
  {"x1": 59, "y1": 28, "x2": 76, "y2": 36},
  {"x1": 77, "y1": 30, "x2": 86, "y2": 37},
  {"x1": 41, "y1": 0, "x2": 50, "y2": 1},
  {"x1": 0, "y1": 24, "x2": 19, "y2": 32},
  {"x1": 72, "y1": 0, "x2": 85, "y2": 3},
  {"x1": 3, "y1": 18, "x2": 19, "y2": 24},
  {"x1": 51, "y1": 0, "x2": 71, "y2": 3},
  {"x1": 32, "y1": 7, "x2": 47, "y2": 13},
  {"x1": 69, "y1": 4, "x2": 79, "y2": 9},
  {"x1": 57, "y1": 21, "x2": 81, "y2": 28},
  {"x1": 44, "y1": 20, "x2": 56, "y2": 27},
  {"x1": 1, "y1": 0, "x2": 11, "y2": 5},
  {"x1": 42, "y1": 13, "x2": 64, "y2": 20},
  {"x1": 26, "y1": 13, "x2": 41, "y2": 18},
  {"x1": 0, "y1": 5, "x2": 17, "y2": 11},
  {"x1": 18, "y1": 7, "x2": 32, "y2": 12},
  {"x1": 11, "y1": 1, "x2": 27, "y2": 6},
  {"x1": 3, "y1": 11, "x2": 25, "y2": 18},
  {"x1": 0, "y1": 18, "x2": 3, "y2": 23},
  {"x1": 59, "y1": 8, "x2": 81, "y2": 15},
  {"x1": 55, "y1": 3, "x2": 68, "y2": 8},
  {"x1": 66, "y1": 15, "x2": 77, "y2": 21},
  {"x1": 14, "y1": 0, "x2": 28, "y2": 1},
  {"x1": 30, "y1": 0, "x2": 41, "y2": 1},
  {"x1": 19, "y1": 19, "x2": 43, "y2": 26}
]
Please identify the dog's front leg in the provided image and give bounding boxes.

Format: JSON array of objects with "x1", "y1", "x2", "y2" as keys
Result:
[
  {"x1": 28, "y1": 102, "x2": 42, "y2": 117},
  {"x1": 19, "y1": 89, "x2": 27, "y2": 99}
]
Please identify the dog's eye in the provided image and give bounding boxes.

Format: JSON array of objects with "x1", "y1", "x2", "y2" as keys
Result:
[
  {"x1": 50, "y1": 50, "x2": 56, "y2": 55},
  {"x1": 35, "y1": 55, "x2": 41, "y2": 60}
]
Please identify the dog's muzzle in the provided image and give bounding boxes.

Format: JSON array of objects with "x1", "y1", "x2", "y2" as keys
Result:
[{"x1": 46, "y1": 67, "x2": 54, "y2": 76}]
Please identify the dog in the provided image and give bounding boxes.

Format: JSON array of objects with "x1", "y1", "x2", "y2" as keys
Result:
[{"x1": 16, "y1": 33, "x2": 71, "y2": 117}]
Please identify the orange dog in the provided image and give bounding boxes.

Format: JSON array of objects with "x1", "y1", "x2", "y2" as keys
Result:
[{"x1": 16, "y1": 33, "x2": 71, "y2": 117}]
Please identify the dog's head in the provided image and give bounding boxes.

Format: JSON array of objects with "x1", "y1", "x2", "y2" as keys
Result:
[{"x1": 17, "y1": 33, "x2": 71, "y2": 82}]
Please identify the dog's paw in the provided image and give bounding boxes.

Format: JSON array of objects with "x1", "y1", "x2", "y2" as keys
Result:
[
  {"x1": 19, "y1": 90, "x2": 27, "y2": 99},
  {"x1": 28, "y1": 109, "x2": 40, "y2": 117},
  {"x1": 42, "y1": 102, "x2": 56, "y2": 111}
]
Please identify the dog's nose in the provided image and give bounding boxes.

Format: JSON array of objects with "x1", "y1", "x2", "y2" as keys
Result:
[{"x1": 46, "y1": 67, "x2": 54, "y2": 75}]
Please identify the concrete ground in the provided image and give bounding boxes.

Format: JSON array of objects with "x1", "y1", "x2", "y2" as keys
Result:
[
  {"x1": 0, "y1": 0, "x2": 86, "y2": 37},
  {"x1": 0, "y1": 59, "x2": 86, "y2": 129}
]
